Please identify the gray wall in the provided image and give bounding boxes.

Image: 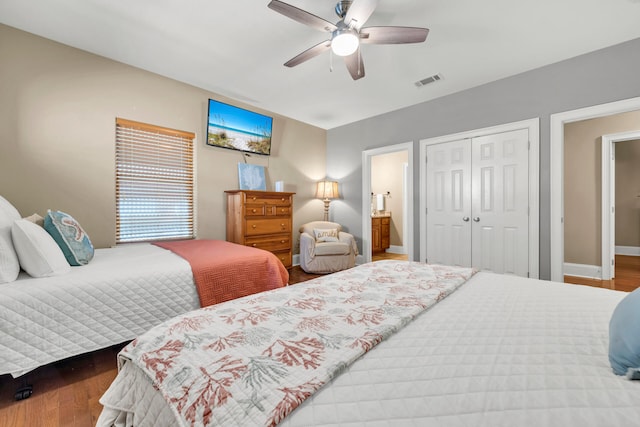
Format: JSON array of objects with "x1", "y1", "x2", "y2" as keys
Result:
[{"x1": 326, "y1": 37, "x2": 640, "y2": 280}]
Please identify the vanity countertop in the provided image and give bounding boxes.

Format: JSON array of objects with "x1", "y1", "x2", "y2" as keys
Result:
[{"x1": 371, "y1": 212, "x2": 391, "y2": 218}]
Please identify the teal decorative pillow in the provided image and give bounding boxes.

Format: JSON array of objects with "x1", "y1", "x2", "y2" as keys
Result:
[
  {"x1": 44, "y1": 210, "x2": 94, "y2": 266},
  {"x1": 609, "y1": 287, "x2": 640, "y2": 375}
]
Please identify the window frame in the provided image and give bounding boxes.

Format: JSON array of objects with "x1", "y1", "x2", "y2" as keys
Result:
[{"x1": 115, "y1": 117, "x2": 196, "y2": 243}]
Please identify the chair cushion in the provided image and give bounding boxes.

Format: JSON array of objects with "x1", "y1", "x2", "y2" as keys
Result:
[
  {"x1": 300, "y1": 221, "x2": 342, "y2": 237},
  {"x1": 315, "y1": 241, "x2": 351, "y2": 256},
  {"x1": 314, "y1": 228, "x2": 339, "y2": 242}
]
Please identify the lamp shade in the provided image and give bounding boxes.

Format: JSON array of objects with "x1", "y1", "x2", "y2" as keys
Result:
[{"x1": 315, "y1": 181, "x2": 339, "y2": 199}]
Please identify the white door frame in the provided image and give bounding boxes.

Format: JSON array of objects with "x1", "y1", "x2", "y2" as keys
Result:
[
  {"x1": 402, "y1": 162, "x2": 409, "y2": 254},
  {"x1": 601, "y1": 130, "x2": 640, "y2": 280},
  {"x1": 549, "y1": 96, "x2": 640, "y2": 282},
  {"x1": 419, "y1": 118, "x2": 540, "y2": 278},
  {"x1": 362, "y1": 142, "x2": 414, "y2": 263}
]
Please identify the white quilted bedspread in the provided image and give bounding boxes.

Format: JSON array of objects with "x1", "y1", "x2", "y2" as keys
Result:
[
  {"x1": 280, "y1": 271, "x2": 640, "y2": 427},
  {"x1": 99, "y1": 264, "x2": 640, "y2": 427},
  {"x1": 0, "y1": 243, "x2": 200, "y2": 377}
]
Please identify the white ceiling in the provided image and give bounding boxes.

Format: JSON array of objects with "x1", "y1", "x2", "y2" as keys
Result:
[{"x1": 1, "y1": 0, "x2": 640, "y2": 130}]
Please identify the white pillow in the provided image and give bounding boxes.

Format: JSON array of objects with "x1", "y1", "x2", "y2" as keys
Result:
[
  {"x1": 0, "y1": 195, "x2": 21, "y2": 283},
  {"x1": 12, "y1": 219, "x2": 70, "y2": 278},
  {"x1": 313, "y1": 228, "x2": 339, "y2": 242}
]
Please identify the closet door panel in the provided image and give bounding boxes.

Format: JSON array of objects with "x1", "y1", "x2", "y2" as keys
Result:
[
  {"x1": 426, "y1": 139, "x2": 471, "y2": 267},
  {"x1": 471, "y1": 129, "x2": 529, "y2": 276}
]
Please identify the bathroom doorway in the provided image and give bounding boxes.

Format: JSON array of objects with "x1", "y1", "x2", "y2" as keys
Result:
[{"x1": 361, "y1": 142, "x2": 413, "y2": 264}]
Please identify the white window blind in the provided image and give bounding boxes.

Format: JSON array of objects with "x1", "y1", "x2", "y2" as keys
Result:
[{"x1": 115, "y1": 118, "x2": 195, "y2": 243}]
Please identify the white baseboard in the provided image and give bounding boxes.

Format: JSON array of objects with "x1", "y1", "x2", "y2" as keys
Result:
[
  {"x1": 386, "y1": 245, "x2": 407, "y2": 255},
  {"x1": 356, "y1": 254, "x2": 366, "y2": 265},
  {"x1": 615, "y1": 246, "x2": 640, "y2": 256},
  {"x1": 563, "y1": 263, "x2": 602, "y2": 279}
]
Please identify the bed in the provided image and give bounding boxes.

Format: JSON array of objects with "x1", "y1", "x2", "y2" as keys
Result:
[
  {"x1": 0, "y1": 240, "x2": 288, "y2": 378},
  {"x1": 97, "y1": 260, "x2": 640, "y2": 426}
]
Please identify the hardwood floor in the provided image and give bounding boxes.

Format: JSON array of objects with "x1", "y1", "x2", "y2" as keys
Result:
[
  {"x1": 372, "y1": 252, "x2": 408, "y2": 262},
  {"x1": 0, "y1": 267, "x2": 324, "y2": 427},
  {"x1": 564, "y1": 255, "x2": 640, "y2": 292},
  {"x1": 0, "y1": 343, "x2": 124, "y2": 427}
]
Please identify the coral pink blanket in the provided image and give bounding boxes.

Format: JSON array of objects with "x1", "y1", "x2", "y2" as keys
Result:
[{"x1": 154, "y1": 240, "x2": 288, "y2": 307}]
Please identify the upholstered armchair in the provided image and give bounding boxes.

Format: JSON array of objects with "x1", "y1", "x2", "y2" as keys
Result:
[{"x1": 298, "y1": 221, "x2": 358, "y2": 274}]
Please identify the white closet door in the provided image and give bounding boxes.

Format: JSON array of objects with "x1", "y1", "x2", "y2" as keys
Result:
[
  {"x1": 426, "y1": 139, "x2": 472, "y2": 267},
  {"x1": 471, "y1": 129, "x2": 529, "y2": 276}
]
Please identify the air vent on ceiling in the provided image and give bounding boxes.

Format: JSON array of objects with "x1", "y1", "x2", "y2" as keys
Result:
[{"x1": 415, "y1": 73, "x2": 443, "y2": 87}]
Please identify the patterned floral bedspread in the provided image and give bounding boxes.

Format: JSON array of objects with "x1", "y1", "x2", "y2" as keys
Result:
[{"x1": 118, "y1": 261, "x2": 476, "y2": 426}]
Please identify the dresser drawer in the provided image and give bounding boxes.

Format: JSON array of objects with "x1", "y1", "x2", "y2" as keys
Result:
[
  {"x1": 246, "y1": 218, "x2": 291, "y2": 235},
  {"x1": 273, "y1": 250, "x2": 292, "y2": 268},
  {"x1": 245, "y1": 193, "x2": 292, "y2": 206},
  {"x1": 270, "y1": 205, "x2": 291, "y2": 216},
  {"x1": 246, "y1": 205, "x2": 291, "y2": 217},
  {"x1": 245, "y1": 235, "x2": 290, "y2": 251},
  {"x1": 245, "y1": 205, "x2": 266, "y2": 216}
]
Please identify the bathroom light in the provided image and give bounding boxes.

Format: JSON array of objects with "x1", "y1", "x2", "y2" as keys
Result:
[{"x1": 331, "y1": 29, "x2": 359, "y2": 56}]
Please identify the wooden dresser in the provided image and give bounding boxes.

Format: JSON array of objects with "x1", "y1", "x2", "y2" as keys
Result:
[
  {"x1": 371, "y1": 214, "x2": 391, "y2": 253},
  {"x1": 225, "y1": 190, "x2": 295, "y2": 269}
]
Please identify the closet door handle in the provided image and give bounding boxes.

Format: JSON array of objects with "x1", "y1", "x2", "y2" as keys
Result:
[
  {"x1": 462, "y1": 217, "x2": 470, "y2": 222},
  {"x1": 473, "y1": 217, "x2": 480, "y2": 222}
]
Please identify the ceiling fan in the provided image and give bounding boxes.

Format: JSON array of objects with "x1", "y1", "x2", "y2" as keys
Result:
[{"x1": 267, "y1": 0, "x2": 429, "y2": 80}]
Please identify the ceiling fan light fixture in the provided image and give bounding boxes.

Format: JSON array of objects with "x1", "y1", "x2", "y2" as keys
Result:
[{"x1": 331, "y1": 29, "x2": 359, "y2": 56}]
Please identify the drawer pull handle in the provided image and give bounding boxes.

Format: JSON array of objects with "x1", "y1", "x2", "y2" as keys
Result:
[
  {"x1": 281, "y1": 240, "x2": 285, "y2": 243},
  {"x1": 281, "y1": 224, "x2": 285, "y2": 227},
  {"x1": 252, "y1": 196, "x2": 257, "y2": 200},
  {"x1": 252, "y1": 244, "x2": 257, "y2": 247},
  {"x1": 281, "y1": 198, "x2": 285, "y2": 201},
  {"x1": 252, "y1": 209, "x2": 257, "y2": 213},
  {"x1": 252, "y1": 225, "x2": 257, "y2": 229}
]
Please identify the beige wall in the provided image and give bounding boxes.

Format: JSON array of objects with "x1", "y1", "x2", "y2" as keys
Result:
[
  {"x1": 615, "y1": 139, "x2": 640, "y2": 248},
  {"x1": 0, "y1": 24, "x2": 326, "y2": 251},
  {"x1": 371, "y1": 151, "x2": 407, "y2": 247},
  {"x1": 564, "y1": 110, "x2": 640, "y2": 265}
]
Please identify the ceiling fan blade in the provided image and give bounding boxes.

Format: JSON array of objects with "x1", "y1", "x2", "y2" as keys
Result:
[
  {"x1": 284, "y1": 40, "x2": 332, "y2": 67},
  {"x1": 344, "y1": 0, "x2": 378, "y2": 30},
  {"x1": 268, "y1": 0, "x2": 337, "y2": 32},
  {"x1": 360, "y1": 26, "x2": 429, "y2": 44},
  {"x1": 344, "y1": 49, "x2": 365, "y2": 80}
]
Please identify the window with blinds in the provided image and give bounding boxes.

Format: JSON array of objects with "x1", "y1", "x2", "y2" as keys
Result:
[{"x1": 115, "y1": 118, "x2": 195, "y2": 243}]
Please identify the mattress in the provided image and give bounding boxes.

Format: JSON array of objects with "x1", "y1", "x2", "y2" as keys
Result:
[
  {"x1": 98, "y1": 265, "x2": 640, "y2": 427},
  {"x1": 0, "y1": 243, "x2": 200, "y2": 378}
]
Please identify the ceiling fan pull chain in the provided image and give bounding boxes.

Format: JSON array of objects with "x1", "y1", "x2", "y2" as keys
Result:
[{"x1": 330, "y1": 49, "x2": 334, "y2": 72}]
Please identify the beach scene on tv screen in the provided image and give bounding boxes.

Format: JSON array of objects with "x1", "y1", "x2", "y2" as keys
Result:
[{"x1": 208, "y1": 100, "x2": 272, "y2": 155}]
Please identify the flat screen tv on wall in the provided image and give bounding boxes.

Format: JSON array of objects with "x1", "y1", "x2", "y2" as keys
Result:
[{"x1": 206, "y1": 99, "x2": 273, "y2": 156}]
